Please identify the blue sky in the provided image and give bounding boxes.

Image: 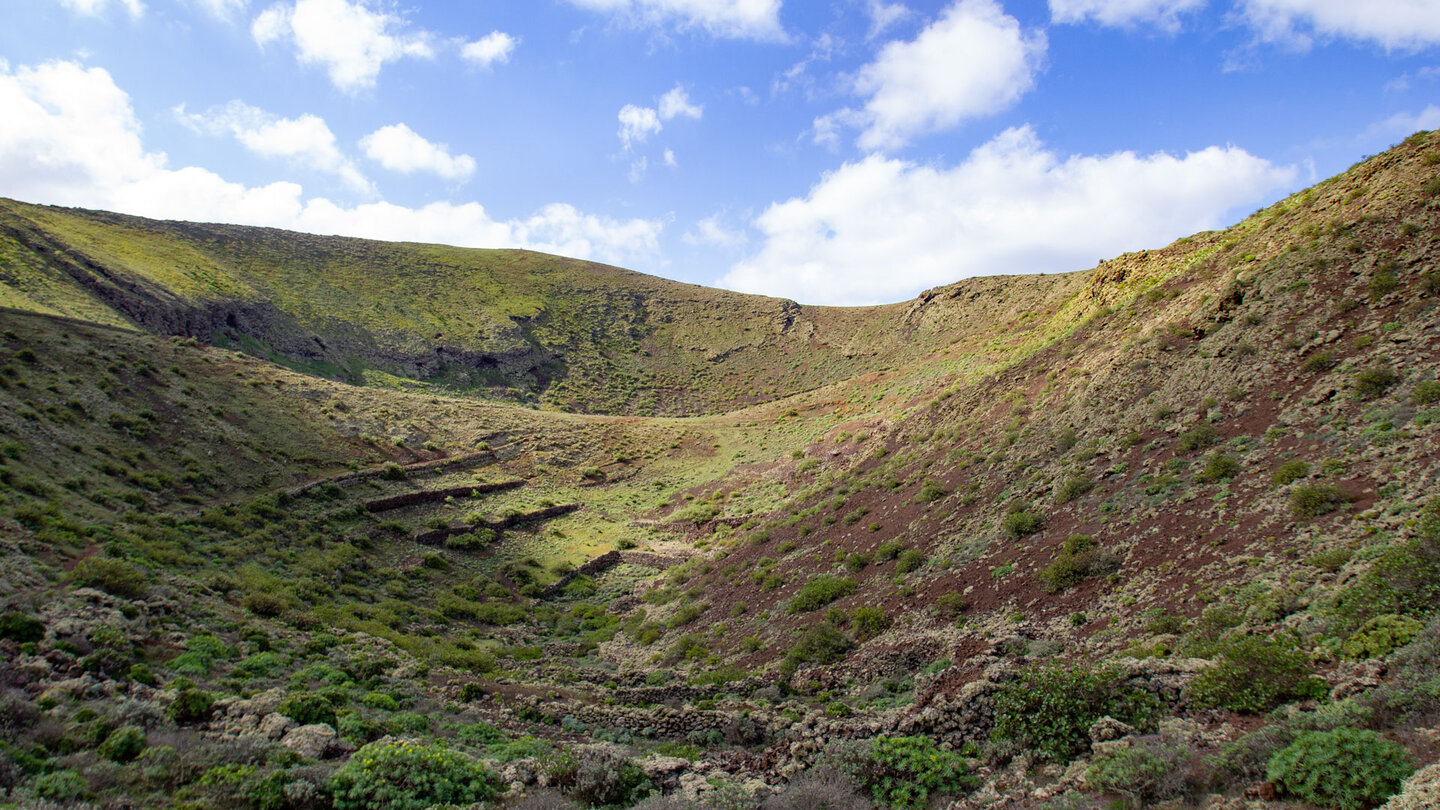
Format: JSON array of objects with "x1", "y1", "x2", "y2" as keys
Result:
[{"x1": 1, "y1": 0, "x2": 1437, "y2": 305}]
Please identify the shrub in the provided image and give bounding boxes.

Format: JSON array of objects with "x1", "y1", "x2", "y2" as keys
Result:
[
  {"x1": 1037, "y1": 538, "x2": 1119, "y2": 594},
  {"x1": 98, "y1": 724, "x2": 147, "y2": 762},
  {"x1": 1290, "y1": 483, "x2": 1349, "y2": 519},
  {"x1": 783, "y1": 622, "x2": 853, "y2": 674},
  {"x1": 1267, "y1": 728, "x2": 1413, "y2": 810},
  {"x1": 1352, "y1": 366, "x2": 1398, "y2": 400},
  {"x1": 1002, "y1": 510, "x2": 1044, "y2": 538},
  {"x1": 788, "y1": 575, "x2": 857, "y2": 613},
  {"x1": 1177, "y1": 424, "x2": 1219, "y2": 452},
  {"x1": 1301, "y1": 351, "x2": 1337, "y2": 373},
  {"x1": 68, "y1": 556, "x2": 150, "y2": 599},
  {"x1": 893, "y1": 549, "x2": 926, "y2": 575},
  {"x1": 936, "y1": 592, "x2": 970, "y2": 616},
  {"x1": 917, "y1": 479, "x2": 947, "y2": 502},
  {"x1": 1272, "y1": 460, "x2": 1310, "y2": 487},
  {"x1": 1195, "y1": 453, "x2": 1240, "y2": 484},
  {"x1": 851, "y1": 607, "x2": 890, "y2": 641},
  {"x1": 991, "y1": 662, "x2": 1159, "y2": 762},
  {"x1": 1343, "y1": 614, "x2": 1425, "y2": 660},
  {"x1": 1054, "y1": 474, "x2": 1093, "y2": 504},
  {"x1": 168, "y1": 688, "x2": 214, "y2": 724},
  {"x1": 867, "y1": 735, "x2": 978, "y2": 808},
  {"x1": 1086, "y1": 736, "x2": 1194, "y2": 809},
  {"x1": 330, "y1": 739, "x2": 500, "y2": 810},
  {"x1": 1412, "y1": 380, "x2": 1440, "y2": 406},
  {"x1": 762, "y1": 767, "x2": 871, "y2": 810},
  {"x1": 379, "y1": 462, "x2": 406, "y2": 480},
  {"x1": 279, "y1": 691, "x2": 340, "y2": 727},
  {"x1": 0, "y1": 611, "x2": 44, "y2": 644},
  {"x1": 34, "y1": 769, "x2": 88, "y2": 801},
  {"x1": 1187, "y1": 635, "x2": 1325, "y2": 714},
  {"x1": 546, "y1": 747, "x2": 653, "y2": 807}
]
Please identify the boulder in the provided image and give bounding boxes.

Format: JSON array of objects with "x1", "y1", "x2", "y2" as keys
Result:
[{"x1": 280, "y1": 723, "x2": 352, "y2": 760}]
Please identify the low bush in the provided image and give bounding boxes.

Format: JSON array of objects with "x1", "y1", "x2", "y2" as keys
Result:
[
  {"x1": 0, "y1": 611, "x2": 44, "y2": 644},
  {"x1": 1352, "y1": 365, "x2": 1398, "y2": 400},
  {"x1": 545, "y1": 746, "x2": 653, "y2": 808},
  {"x1": 761, "y1": 767, "x2": 871, "y2": 810},
  {"x1": 1086, "y1": 735, "x2": 1195, "y2": 809},
  {"x1": 1187, "y1": 635, "x2": 1325, "y2": 714},
  {"x1": 991, "y1": 661, "x2": 1160, "y2": 762},
  {"x1": 278, "y1": 691, "x2": 341, "y2": 727},
  {"x1": 1054, "y1": 474, "x2": 1093, "y2": 505},
  {"x1": 1343, "y1": 614, "x2": 1424, "y2": 660},
  {"x1": 851, "y1": 607, "x2": 890, "y2": 641},
  {"x1": 1290, "y1": 483, "x2": 1349, "y2": 519},
  {"x1": 1177, "y1": 424, "x2": 1219, "y2": 452},
  {"x1": 1413, "y1": 380, "x2": 1440, "y2": 406},
  {"x1": 330, "y1": 739, "x2": 501, "y2": 810},
  {"x1": 1272, "y1": 459, "x2": 1310, "y2": 487},
  {"x1": 1037, "y1": 536, "x2": 1119, "y2": 594},
  {"x1": 867, "y1": 735, "x2": 978, "y2": 808},
  {"x1": 98, "y1": 724, "x2": 147, "y2": 762},
  {"x1": 1267, "y1": 728, "x2": 1412, "y2": 809},
  {"x1": 782, "y1": 622, "x2": 853, "y2": 675},
  {"x1": 788, "y1": 575, "x2": 857, "y2": 613},
  {"x1": 68, "y1": 556, "x2": 150, "y2": 599},
  {"x1": 1002, "y1": 510, "x2": 1044, "y2": 539},
  {"x1": 168, "y1": 687, "x2": 214, "y2": 724},
  {"x1": 1195, "y1": 453, "x2": 1240, "y2": 484},
  {"x1": 893, "y1": 549, "x2": 925, "y2": 575}
]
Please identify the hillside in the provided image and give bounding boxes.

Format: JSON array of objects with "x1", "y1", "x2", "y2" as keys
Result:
[{"x1": 0, "y1": 130, "x2": 1437, "y2": 810}]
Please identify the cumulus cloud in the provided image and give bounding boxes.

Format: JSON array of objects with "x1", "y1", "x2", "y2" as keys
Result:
[
  {"x1": 617, "y1": 105, "x2": 662, "y2": 150},
  {"x1": 176, "y1": 100, "x2": 371, "y2": 193},
  {"x1": 564, "y1": 0, "x2": 786, "y2": 41},
  {"x1": 1049, "y1": 0, "x2": 1204, "y2": 30},
  {"x1": 658, "y1": 85, "x2": 703, "y2": 120},
  {"x1": 821, "y1": 0, "x2": 1046, "y2": 153},
  {"x1": 0, "y1": 60, "x2": 662, "y2": 267},
  {"x1": 56, "y1": 0, "x2": 144, "y2": 18},
  {"x1": 461, "y1": 31, "x2": 517, "y2": 67},
  {"x1": 360, "y1": 124, "x2": 476, "y2": 181},
  {"x1": 685, "y1": 214, "x2": 748, "y2": 249},
  {"x1": 1239, "y1": 0, "x2": 1440, "y2": 50},
  {"x1": 721, "y1": 126, "x2": 1297, "y2": 306},
  {"x1": 250, "y1": 0, "x2": 434, "y2": 93}
]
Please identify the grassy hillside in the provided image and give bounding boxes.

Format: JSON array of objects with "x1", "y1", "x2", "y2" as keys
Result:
[{"x1": 0, "y1": 131, "x2": 1436, "y2": 810}]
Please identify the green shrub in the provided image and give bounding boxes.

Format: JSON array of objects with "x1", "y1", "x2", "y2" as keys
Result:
[
  {"x1": 1054, "y1": 474, "x2": 1094, "y2": 504},
  {"x1": 936, "y1": 592, "x2": 970, "y2": 616},
  {"x1": 98, "y1": 725, "x2": 146, "y2": 762},
  {"x1": 893, "y1": 549, "x2": 926, "y2": 574},
  {"x1": 34, "y1": 769, "x2": 87, "y2": 801},
  {"x1": 867, "y1": 735, "x2": 978, "y2": 808},
  {"x1": 1412, "y1": 380, "x2": 1440, "y2": 406},
  {"x1": 673, "y1": 500, "x2": 720, "y2": 526},
  {"x1": 1037, "y1": 537, "x2": 1119, "y2": 594},
  {"x1": 0, "y1": 611, "x2": 44, "y2": 644},
  {"x1": 1196, "y1": 453, "x2": 1241, "y2": 484},
  {"x1": 168, "y1": 688, "x2": 214, "y2": 724},
  {"x1": 279, "y1": 691, "x2": 340, "y2": 727},
  {"x1": 1301, "y1": 351, "x2": 1338, "y2": 373},
  {"x1": 1352, "y1": 366, "x2": 1399, "y2": 400},
  {"x1": 1290, "y1": 483, "x2": 1349, "y2": 519},
  {"x1": 1177, "y1": 424, "x2": 1219, "y2": 452},
  {"x1": 851, "y1": 607, "x2": 890, "y2": 641},
  {"x1": 1272, "y1": 460, "x2": 1310, "y2": 487},
  {"x1": 991, "y1": 661, "x2": 1160, "y2": 762},
  {"x1": 783, "y1": 622, "x2": 853, "y2": 674},
  {"x1": 330, "y1": 739, "x2": 500, "y2": 810},
  {"x1": 545, "y1": 746, "x2": 653, "y2": 807},
  {"x1": 379, "y1": 462, "x2": 406, "y2": 481},
  {"x1": 1267, "y1": 728, "x2": 1413, "y2": 810},
  {"x1": 1343, "y1": 614, "x2": 1424, "y2": 660},
  {"x1": 1002, "y1": 510, "x2": 1044, "y2": 538},
  {"x1": 68, "y1": 556, "x2": 150, "y2": 599},
  {"x1": 1187, "y1": 635, "x2": 1325, "y2": 714},
  {"x1": 1086, "y1": 736, "x2": 1193, "y2": 809},
  {"x1": 788, "y1": 575, "x2": 857, "y2": 613},
  {"x1": 917, "y1": 479, "x2": 947, "y2": 502}
]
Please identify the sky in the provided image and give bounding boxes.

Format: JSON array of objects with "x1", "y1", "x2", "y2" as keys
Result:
[{"x1": 1, "y1": 0, "x2": 1437, "y2": 306}]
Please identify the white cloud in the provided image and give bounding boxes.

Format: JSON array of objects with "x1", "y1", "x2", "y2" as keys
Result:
[
  {"x1": 1362, "y1": 105, "x2": 1440, "y2": 144},
  {"x1": 658, "y1": 85, "x2": 703, "y2": 120},
  {"x1": 564, "y1": 0, "x2": 785, "y2": 41},
  {"x1": 176, "y1": 100, "x2": 371, "y2": 193},
  {"x1": 56, "y1": 0, "x2": 144, "y2": 18},
  {"x1": 617, "y1": 104, "x2": 662, "y2": 150},
  {"x1": 721, "y1": 126, "x2": 1297, "y2": 306},
  {"x1": 824, "y1": 0, "x2": 1046, "y2": 153},
  {"x1": 865, "y1": 0, "x2": 911, "y2": 38},
  {"x1": 461, "y1": 31, "x2": 517, "y2": 67},
  {"x1": 663, "y1": 148, "x2": 677, "y2": 166},
  {"x1": 193, "y1": 0, "x2": 248, "y2": 20},
  {"x1": 685, "y1": 214, "x2": 748, "y2": 249},
  {"x1": 360, "y1": 123, "x2": 476, "y2": 181},
  {"x1": 250, "y1": 0, "x2": 434, "y2": 93},
  {"x1": 1239, "y1": 0, "x2": 1440, "y2": 50},
  {"x1": 0, "y1": 60, "x2": 661, "y2": 267},
  {"x1": 1050, "y1": 0, "x2": 1204, "y2": 30},
  {"x1": 628, "y1": 156, "x2": 649, "y2": 183}
]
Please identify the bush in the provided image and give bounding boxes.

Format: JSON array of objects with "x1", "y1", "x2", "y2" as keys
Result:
[
  {"x1": 788, "y1": 575, "x2": 857, "y2": 613},
  {"x1": 762, "y1": 767, "x2": 871, "y2": 810},
  {"x1": 867, "y1": 735, "x2": 978, "y2": 808},
  {"x1": 1328, "y1": 501, "x2": 1440, "y2": 635},
  {"x1": 68, "y1": 556, "x2": 150, "y2": 599},
  {"x1": 1343, "y1": 614, "x2": 1424, "y2": 660},
  {"x1": 98, "y1": 724, "x2": 147, "y2": 762},
  {"x1": 1086, "y1": 736, "x2": 1194, "y2": 809},
  {"x1": 546, "y1": 746, "x2": 653, "y2": 807},
  {"x1": 1054, "y1": 474, "x2": 1093, "y2": 504},
  {"x1": 1177, "y1": 424, "x2": 1219, "y2": 452},
  {"x1": 33, "y1": 769, "x2": 88, "y2": 801},
  {"x1": 851, "y1": 607, "x2": 890, "y2": 641},
  {"x1": 1412, "y1": 380, "x2": 1440, "y2": 406},
  {"x1": 330, "y1": 739, "x2": 501, "y2": 810},
  {"x1": 917, "y1": 479, "x2": 947, "y2": 502},
  {"x1": 893, "y1": 549, "x2": 925, "y2": 575},
  {"x1": 1272, "y1": 459, "x2": 1310, "y2": 487},
  {"x1": 168, "y1": 688, "x2": 214, "y2": 724},
  {"x1": 783, "y1": 622, "x2": 853, "y2": 674},
  {"x1": 0, "y1": 611, "x2": 44, "y2": 643},
  {"x1": 1290, "y1": 483, "x2": 1349, "y2": 519},
  {"x1": 991, "y1": 662, "x2": 1160, "y2": 763},
  {"x1": 1187, "y1": 635, "x2": 1325, "y2": 714},
  {"x1": 1302, "y1": 351, "x2": 1338, "y2": 373},
  {"x1": 1352, "y1": 366, "x2": 1399, "y2": 400},
  {"x1": 1195, "y1": 453, "x2": 1240, "y2": 484},
  {"x1": 1267, "y1": 728, "x2": 1413, "y2": 809},
  {"x1": 1002, "y1": 510, "x2": 1044, "y2": 538},
  {"x1": 1037, "y1": 536, "x2": 1119, "y2": 594},
  {"x1": 936, "y1": 592, "x2": 970, "y2": 616},
  {"x1": 279, "y1": 691, "x2": 340, "y2": 727},
  {"x1": 379, "y1": 462, "x2": 406, "y2": 480}
]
